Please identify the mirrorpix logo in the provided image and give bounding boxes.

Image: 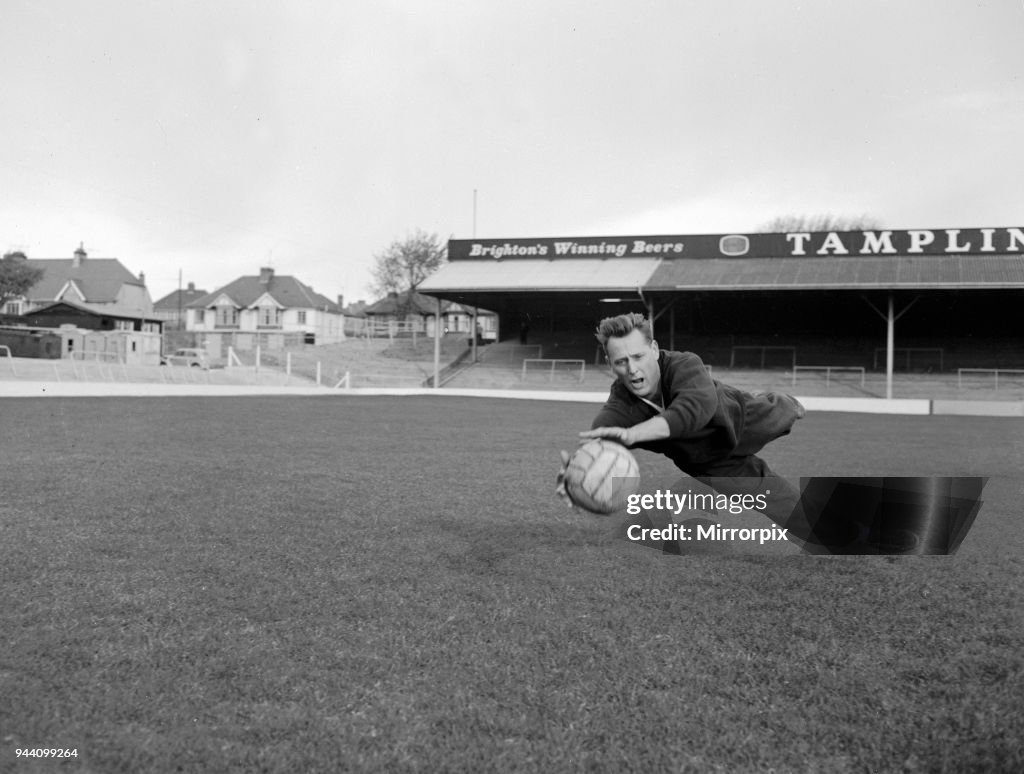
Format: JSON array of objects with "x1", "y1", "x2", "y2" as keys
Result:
[{"x1": 625, "y1": 519, "x2": 788, "y2": 545}]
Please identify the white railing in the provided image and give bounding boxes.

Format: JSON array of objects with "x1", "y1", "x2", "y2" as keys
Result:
[
  {"x1": 363, "y1": 319, "x2": 437, "y2": 342},
  {"x1": 70, "y1": 350, "x2": 122, "y2": 363},
  {"x1": 957, "y1": 368, "x2": 1024, "y2": 390},
  {"x1": 0, "y1": 357, "x2": 334, "y2": 387}
]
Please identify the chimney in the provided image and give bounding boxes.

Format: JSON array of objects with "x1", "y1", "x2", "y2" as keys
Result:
[
  {"x1": 72, "y1": 242, "x2": 87, "y2": 268},
  {"x1": 138, "y1": 271, "x2": 146, "y2": 285},
  {"x1": 187, "y1": 281, "x2": 195, "y2": 291},
  {"x1": 337, "y1": 294, "x2": 344, "y2": 309},
  {"x1": 259, "y1": 267, "x2": 274, "y2": 284}
]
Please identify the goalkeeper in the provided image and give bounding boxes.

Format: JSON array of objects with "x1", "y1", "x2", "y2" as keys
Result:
[{"x1": 557, "y1": 312, "x2": 815, "y2": 544}]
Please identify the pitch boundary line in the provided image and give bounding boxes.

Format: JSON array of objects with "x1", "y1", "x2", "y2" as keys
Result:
[{"x1": 1, "y1": 381, "x2": 1021, "y2": 416}]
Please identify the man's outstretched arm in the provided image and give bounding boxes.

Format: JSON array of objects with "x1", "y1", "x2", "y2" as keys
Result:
[{"x1": 581, "y1": 415, "x2": 671, "y2": 446}]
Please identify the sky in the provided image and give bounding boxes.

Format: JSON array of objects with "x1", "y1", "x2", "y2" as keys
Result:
[{"x1": 2, "y1": 0, "x2": 1022, "y2": 305}]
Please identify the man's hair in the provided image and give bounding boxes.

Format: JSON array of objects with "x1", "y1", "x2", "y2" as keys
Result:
[{"x1": 595, "y1": 313, "x2": 653, "y2": 347}]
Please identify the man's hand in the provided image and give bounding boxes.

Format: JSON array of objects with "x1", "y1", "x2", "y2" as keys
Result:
[
  {"x1": 580, "y1": 426, "x2": 632, "y2": 445},
  {"x1": 554, "y1": 450, "x2": 576, "y2": 509}
]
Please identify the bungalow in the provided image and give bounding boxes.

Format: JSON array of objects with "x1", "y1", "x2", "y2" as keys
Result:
[
  {"x1": 364, "y1": 290, "x2": 497, "y2": 339},
  {"x1": 185, "y1": 267, "x2": 345, "y2": 352},
  {"x1": 153, "y1": 281, "x2": 208, "y2": 329},
  {"x1": 363, "y1": 290, "x2": 446, "y2": 336},
  {"x1": 444, "y1": 302, "x2": 498, "y2": 341}
]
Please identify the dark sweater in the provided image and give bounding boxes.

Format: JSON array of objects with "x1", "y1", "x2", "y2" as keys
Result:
[{"x1": 591, "y1": 349, "x2": 753, "y2": 467}]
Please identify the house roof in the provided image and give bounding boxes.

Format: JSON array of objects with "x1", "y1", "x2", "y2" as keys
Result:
[
  {"x1": 25, "y1": 258, "x2": 144, "y2": 303},
  {"x1": 187, "y1": 273, "x2": 341, "y2": 312},
  {"x1": 363, "y1": 291, "x2": 451, "y2": 316},
  {"x1": 24, "y1": 299, "x2": 161, "y2": 322},
  {"x1": 342, "y1": 300, "x2": 370, "y2": 318},
  {"x1": 445, "y1": 301, "x2": 496, "y2": 316},
  {"x1": 419, "y1": 252, "x2": 1024, "y2": 296},
  {"x1": 154, "y1": 284, "x2": 209, "y2": 311}
]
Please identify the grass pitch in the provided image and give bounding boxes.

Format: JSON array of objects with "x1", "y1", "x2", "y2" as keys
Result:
[{"x1": 1, "y1": 396, "x2": 1022, "y2": 772}]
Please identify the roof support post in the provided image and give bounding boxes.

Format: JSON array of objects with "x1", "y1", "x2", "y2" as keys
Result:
[
  {"x1": 886, "y1": 293, "x2": 894, "y2": 400},
  {"x1": 643, "y1": 291, "x2": 655, "y2": 340},
  {"x1": 636, "y1": 286, "x2": 650, "y2": 336},
  {"x1": 433, "y1": 296, "x2": 441, "y2": 389},
  {"x1": 641, "y1": 293, "x2": 678, "y2": 347},
  {"x1": 863, "y1": 293, "x2": 919, "y2": 401},
  {"x1": 472, "y1": 299, "x2": 478, "y2": 363}
]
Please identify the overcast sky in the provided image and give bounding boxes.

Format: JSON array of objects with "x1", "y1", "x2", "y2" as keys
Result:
[{"x1": 2, "y1": 0, "x2": 1022, "y2": 304}]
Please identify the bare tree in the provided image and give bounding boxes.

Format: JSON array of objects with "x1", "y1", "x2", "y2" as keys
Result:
[
  {"x1": 756, "y1": 214, "x2": 883, "y2": 233},
  {"x1": 0, "y1": 252, "x2": 43, "y2": 309},
  {"x1": 369, "y1": 230, "x2": 446, "y2": 315}
]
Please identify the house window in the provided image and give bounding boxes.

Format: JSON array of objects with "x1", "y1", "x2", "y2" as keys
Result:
[
  {"x1": 2, "y1": 300, "x2": 22, "y2": 315},
  {"x1": 217, "y1": 306, "x2": 239, "y2": 327},
  {"x1": 195, "y1": 309, "x2": 205, "y2": 324},
  {"x1": 258, "y1": 306, "x2": 282, "y2": 327},
  {"x1": 297, "y1": 310, "x2": 307, "y2": 324},
  {"x1": 115, "y1": 320, "x2": 133, "y2": 331}
]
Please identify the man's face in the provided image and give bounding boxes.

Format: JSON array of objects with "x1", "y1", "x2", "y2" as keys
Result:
[{"x1": 605, "y1": 328, "x2": 660, "y2": 398}]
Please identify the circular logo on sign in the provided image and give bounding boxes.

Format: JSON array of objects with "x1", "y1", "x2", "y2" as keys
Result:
[{"x1": 719, "y1": 235, "x2": 750, "y2": 256}]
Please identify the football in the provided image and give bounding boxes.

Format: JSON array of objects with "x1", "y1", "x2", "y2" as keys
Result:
[{"x1": 564, "y1": 439, "x2": 641, "y2": 514}]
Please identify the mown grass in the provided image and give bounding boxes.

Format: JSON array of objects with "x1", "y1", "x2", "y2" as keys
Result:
[{"x1": 1, "y1": 397, "x2": 1022, "y2": 773}]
